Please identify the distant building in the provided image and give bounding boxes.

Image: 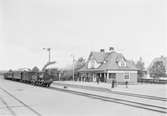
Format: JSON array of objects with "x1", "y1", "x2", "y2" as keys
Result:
[{"x1": 78, "y1": 47, "x2": 138, "y2": 84}]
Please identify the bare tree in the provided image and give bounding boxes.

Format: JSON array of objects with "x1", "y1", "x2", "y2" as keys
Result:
[
  {"x1": 74, "y1": 57, "x2": 86, "y2": 71},
  {"x1": 136, "y1": 57, "x2": 145, "y2": 78}
]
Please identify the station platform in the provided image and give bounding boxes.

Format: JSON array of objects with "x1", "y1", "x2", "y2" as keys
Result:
[{"x1": 53, "y1": 81, "x2": 167, "y2": 98}]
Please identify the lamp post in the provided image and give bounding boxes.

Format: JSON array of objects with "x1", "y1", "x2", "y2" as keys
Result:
[{"x1": 43, "y1": 48, "x2": 51, "y2": 63}]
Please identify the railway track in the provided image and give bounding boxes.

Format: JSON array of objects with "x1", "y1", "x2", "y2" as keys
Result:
[
  {"x1": 0, "y1": 96, "x2": 16, "y2": 116},
  {"x1": 107, "y1": 90, "x2": 167, "y2": 102},
  {"x1": 53, "y1": 83, "x2": 167, "y2": 101},
  {"x1": 0, "y1": 87, "x2": 42, "y2": 116},
  {"x1": 4, "y1": 77, "x2": 167, "y2": 102},
  {"x1": 50, "y1": 86, "x2": 167, "y2": 114},
  {"x1": 1, "y1": 79, "x2": 167, "y2": 114}
]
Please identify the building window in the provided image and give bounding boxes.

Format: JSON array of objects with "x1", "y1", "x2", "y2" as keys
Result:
[
  {"x1": 88, "y1": 59, "x2": 100, "y2": 69},
  {"x1": 124, "y1": 73, "x2": 129, "y2": 79},
  {"x1": 109, "y1": 73, "x2": 116, "y2": 79}
]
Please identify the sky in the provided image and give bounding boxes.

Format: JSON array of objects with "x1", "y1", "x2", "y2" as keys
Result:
[{"x1": 0, "y1": 0, "x2": 167, "y2": 70}]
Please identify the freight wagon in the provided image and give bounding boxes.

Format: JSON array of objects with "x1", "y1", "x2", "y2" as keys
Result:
[{"x1": 4, "y1": 70, "x2": 53, "y2": 87}]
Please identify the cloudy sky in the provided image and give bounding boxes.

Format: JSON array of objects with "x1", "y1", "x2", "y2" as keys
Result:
[{"x1": 0, "y1": 0, "x2": 167, "y2": 70}]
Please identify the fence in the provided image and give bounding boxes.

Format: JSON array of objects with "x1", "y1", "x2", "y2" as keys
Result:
[{"x1": 138, "y1": 78, "x2": 167, "y2": 84}]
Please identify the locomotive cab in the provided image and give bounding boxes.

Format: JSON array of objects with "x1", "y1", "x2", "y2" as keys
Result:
[{"x1": 42, "y1": 70, "x2": 54, "y2": 87}]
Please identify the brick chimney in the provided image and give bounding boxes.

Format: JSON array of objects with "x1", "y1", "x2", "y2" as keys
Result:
[
  {"x1": 100, "y1": 49, "x2": 105, "y2": 53},
  {"x1": 109, "y1": 47, "x2": 114, "y2": 52}
]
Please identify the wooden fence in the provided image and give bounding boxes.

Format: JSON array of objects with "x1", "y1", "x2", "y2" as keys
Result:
[{"x1": 138, "y1": 78, "x2": 167, "y2": 84}]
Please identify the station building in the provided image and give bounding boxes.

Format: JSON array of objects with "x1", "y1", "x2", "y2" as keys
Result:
[{"x1": 78, "y1": 48, "x2": 138, "y2": 84}]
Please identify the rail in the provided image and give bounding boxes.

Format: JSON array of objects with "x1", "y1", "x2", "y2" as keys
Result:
[
  {"x1": 0, "y1": 87, "x2": 42, "y2": 116},
  {"x1": 50, "y1": 87, "x2": 167, "y2": 114}
]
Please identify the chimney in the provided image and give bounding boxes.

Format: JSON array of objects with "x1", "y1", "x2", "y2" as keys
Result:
[
  {"x1": 109, "y1": 47, "x2": 114, "y2": 52},
  {"x1": 100, "y1": 49, "x2": 105, "y2": 53}
]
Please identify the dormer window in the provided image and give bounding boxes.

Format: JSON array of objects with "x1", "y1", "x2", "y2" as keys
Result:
[
  {"x1": 117, "y1": 58, "x2": 127, "y2": 67},
  {"x1": 88, "y1": 59, "x2": 100, "y2": 69}
]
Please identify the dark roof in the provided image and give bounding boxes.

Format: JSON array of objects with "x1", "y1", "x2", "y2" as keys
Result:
[
  {"x1": 87, "y1": 51, "x2": 110, "y2": 63},
  {"x1": 78, "y1": 51, "x2": 138, "y2": 72}
]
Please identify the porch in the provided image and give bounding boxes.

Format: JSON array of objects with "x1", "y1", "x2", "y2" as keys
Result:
[{"x1": 78, "y1": 72, "x2": 116, "y2": 83}]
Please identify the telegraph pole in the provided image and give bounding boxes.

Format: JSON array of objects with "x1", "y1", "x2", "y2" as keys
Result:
[{"x1": 71, "y1": 54, "x2": 75, "y2": 81}]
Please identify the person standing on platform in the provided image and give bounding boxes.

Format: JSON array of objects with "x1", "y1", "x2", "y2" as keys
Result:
[
  {"x1": 96, "y1": 77, "x2": 99, "y2": 84},
  {"x1": 125, "y1": 81, "x2": 128, "y2": 88},
  {"x1": 111, "y1": 80, "x2": 114, "y2": 88}
]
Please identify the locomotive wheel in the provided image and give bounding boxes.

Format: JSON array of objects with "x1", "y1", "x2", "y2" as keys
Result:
[
  {"x1": 44, "y1": 83, "x2": 48, "y2": 87},
  {"x1": 41, "y1": 82, "x2": 44, "y2": 87},
  {"x1": 46, "y1": 84, "x2": 48, "y2": 87}
]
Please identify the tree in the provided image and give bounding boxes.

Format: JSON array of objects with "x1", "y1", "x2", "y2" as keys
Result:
[
  {"x1": 74, "y1": 57, "x2": 86, "y2": 71},
  {"x1": 73, "y1": 57, "x2": 86, "y2": 81},
  {"x1": 32, "y1": 66, "x2": 40, "y2": 72},
  {"x1": 136, "y1": 57, "x2": 145, "y2": 78},
  {"x1": 149, "y1": 61, "x2": 166, "y2": 78}
]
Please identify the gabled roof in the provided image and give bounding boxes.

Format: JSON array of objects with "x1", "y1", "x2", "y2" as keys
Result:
[
  {"x1": 78, "y1": 51, "x2": 138, "y2": 72},
  {"x1": 88, "y1": 51, "x2": 110, "y2": 63}
]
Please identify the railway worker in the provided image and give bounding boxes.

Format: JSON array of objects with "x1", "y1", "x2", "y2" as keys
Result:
[
  {"x1": 111, "y1": 80, "x2": 115, "y2": 88},
  {"x1": 96, "y1": 77, "x2": 99, "y2": 84}
]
